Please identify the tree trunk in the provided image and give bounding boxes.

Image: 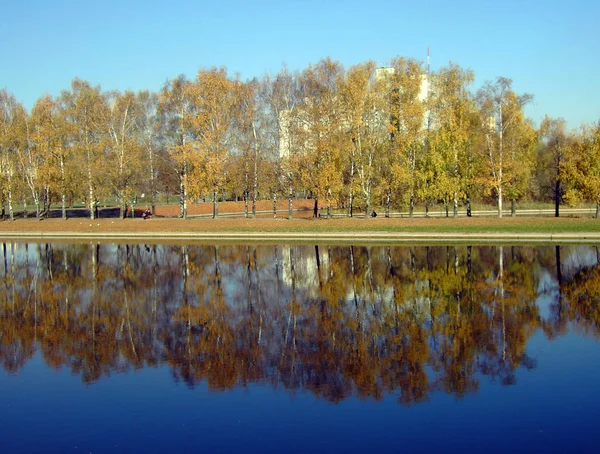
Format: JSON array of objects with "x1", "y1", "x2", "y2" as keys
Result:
[
  {"x1": 445, "y1": 196, "x2": 449, "y2": 218},
  {"x1": 43, "y1": 186, "x2": 49, "y2": 218},
  {"x1": 273, "y1": 193, "x2": 277, "y2": 218},
  {"x1": 288, "y1": 185, "x2": 293, "y2": 220},
  {"x1": 182, "y1": 162, "x2": 188, "y2": 219},
  {"x1": 252, "y1": 121, "x2": 259, "y2": 219},
  {"x1": 466, "y1": 191, "x2": 472, "y2": 217},
  {"x1": 7, "y1": 183, "x2": 14, "y2": 222},
  {"x1": 596, "y1": 202, "x2": 599, "y2": 219},
  {"x1": 554, "y1": 179, "x2": 560, "y2": 217},
  {"x1": 212, "y1": 190, "x2": 218, "y2": 218},
  {"x1": 511, "y1": 198, "x2": 516, "y2": 217},
  {"x1": 313, "y1": 198, "x2": 318, "y2": 218},
  {"x1": 348, "y1": 159, "x2": 355, "y2": 218},
  {"x1": 23, "y1": 198, "x2": 28, "y2": 219},
  {"x1": 148, "y1": 147, "x2": 156, "y2": 215},
  {"x1": 409, "y1": 195, "x2": 414, "y2": 218},
  {"x1": 498, "y1": 185, "x2": 503, "y2": 218},
  {"x1": 60, "y1": 156, "x2": 67, "y2": 220},
  {"x1": 348, "y1": 190, "x2": 354, "y2": 218},
  {"x1": 365, "y1": 193, "x2": 371, "y2": 219},
  {"x1": 244, "y1": 189, "x2": 249, "y2": 218},
  {"x1": 87, "y1": 146, "x2": 95, "y2": 221},
  {"x1": 385, "y1": 188, "x2": 391, "y2": 218},
  {"x1": 453, "y1": 192, "x2": 458, "y2": 217}
]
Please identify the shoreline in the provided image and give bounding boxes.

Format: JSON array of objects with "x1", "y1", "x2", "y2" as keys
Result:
[{"x1": 0, "y1": 217, "x2": 599, "y2": 244}]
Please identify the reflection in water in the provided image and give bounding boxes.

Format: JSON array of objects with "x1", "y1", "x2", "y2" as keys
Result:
[{"x1": 0, "y1": 242, "x2": 598, "y2": 404}]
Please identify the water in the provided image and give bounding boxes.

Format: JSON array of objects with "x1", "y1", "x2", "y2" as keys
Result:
[{"x1": 0, "y1": 243, "x2": 599, "y2": 453}]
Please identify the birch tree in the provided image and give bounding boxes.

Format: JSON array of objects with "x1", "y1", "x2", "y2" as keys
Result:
[
  {"x1": 296, "y1": 58, "x2": 344, "y2": 217},
  {"x1": 429, "y1": 64, "x2": 475, "y2": 217},
  {"x1": 338, "y1": 61, "x2": 387, "y2": 217},
  {"x1": 266, "y1": 67, "x2": 301, "y2": 219},
  {"x1": 186, "y1": 67, "x2": 238, "y2": 218},
  {"x1": 159, "y1": 75, "x2": 193, "y2": 218},
  {"x1": 0, "y1": 89, "x2": 27, "y2": 221},
  {"x1": 31, "y1": 95, "x2": 70, "y2": 219},
  {"x1": 26, "y1": 96, "x2": 60, "y2": 219},
  {"x1": 564, "y1": 123, "x2": 600, "y2": 217},
  {"x1": 476, "y1": 77, "x2": 532, "y2": 217},
  {"x1": 60, "y1": 79, "x2": 108, "y2": 220},
  {"x1": 107, "y1": 90, "x2": 143, "y2": 218},
  {"x1": 538, "y1": 116, "x2": 569, "y2": 217},
  {"x1": 384, "y1": 58, "x2": 427, "y2": 217},
  {"x1": 136, "y1": 90, "x2": 160, "y2": 214}
]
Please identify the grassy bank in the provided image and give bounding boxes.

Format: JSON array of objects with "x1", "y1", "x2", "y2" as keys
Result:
[{"x1": 0, "y1": 216, "x2": 598, "y2": 235}]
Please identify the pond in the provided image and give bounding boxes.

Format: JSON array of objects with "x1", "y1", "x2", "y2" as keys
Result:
[{"x1": 0, "y1": 242, "x2": 599, "y2": 453}]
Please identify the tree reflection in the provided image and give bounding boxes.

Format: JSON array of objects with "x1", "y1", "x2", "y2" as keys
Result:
[{"x1": 0, "y1": 242, "x2": 598, "y2": 404}]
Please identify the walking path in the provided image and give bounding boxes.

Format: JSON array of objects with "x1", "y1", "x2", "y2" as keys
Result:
[{"x1": 2, "y1": 230, "x2": 600, "y2": 244}]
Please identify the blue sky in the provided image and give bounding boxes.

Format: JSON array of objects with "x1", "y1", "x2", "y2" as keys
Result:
[{"x1": 2, "y1": 0, "x2": 598, "y2": 128}]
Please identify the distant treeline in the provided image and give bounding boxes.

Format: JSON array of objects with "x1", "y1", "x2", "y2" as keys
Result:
[{"x1": 1, "y1": 57, "x2": 599, "y2": 220}]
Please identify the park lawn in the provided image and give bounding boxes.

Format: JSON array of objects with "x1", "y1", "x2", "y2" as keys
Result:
[{"x1": 0, "y1": 216, "x2": 598, "y2": 235}]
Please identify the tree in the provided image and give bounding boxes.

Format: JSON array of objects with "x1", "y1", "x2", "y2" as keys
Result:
[
  {"x1": 107, "y1": 90, "x2": 143, "y2": 218},
  {"x1": 383, "y1": 57, "x2": 428, "y2": 217},
  {"x1": 31, "y1": 95, "x2": 70, "y2": 219},
  {"x1": 234, "y1": 78, "x2": 274, "y2": 218},
  {"x1": 295, "y1": 58, "x2": 344, "y2": 217},
  {"x1": 186, "y1": 67, "x2": 238, "y2": 218},
  {"x1": 476, "y1": 77, "x2": 533, "y2": 217},
  {"x1": 159, "y1": 75, "x2": 193, "y2": 218},
  {"x1": 267, "y1": 66, "x2": 301, "y2": 219},
  {"x1": 565, "y1": 123, "x2": 600, "y2": 217},
  {"x1": 538, "y1": 116, "x2": 570, "y2": 217},
  {"x1": 135, "y1": 90, "x2": 161, "y2": 214},
  {"x1": 337, "y1": 61, "x2": 388, "y2": 217},
  {"x1": 0, "y1": 90, "x2": 29, "y2": 221},
  {"x1": 60, "y1": 79, "x2": 109, "y2": 220},
  {"x1": 26, "y1": 96, "x2": 61, "y2": 219},
  {"x1": 429, "y1": 64, "x2": 475, "y2": 217}
]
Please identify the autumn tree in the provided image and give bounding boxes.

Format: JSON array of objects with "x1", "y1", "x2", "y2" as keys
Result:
[
  {"x1": 135, "y1": 90, "x2": 161, "y2": 214},
  {"x1": 383, "y1": 58, "x2": 428, "y2": 217},
  {"x1": 429, "y1": 64, "x2": 475, "y2": 217},
  {"x1": 106, "y1": 90, "x2": 144, "y2": 218},
  {"x1": 30, "y1": 95, "x2": 70, "y2": 219},
  {"x1": 186, "y1": 67, "x2": 238, "y2": 218},
  {"x1": 233, "y1": 77, "x2": 275, "y2": 218},
  {"x1": 565, "y1": 123, "x2": 600, "y2": 217},
  {"x1": 537, "y1": 116, "x2": 570, "y2": 217},
  {"x1": 337, "y1": 61, "x2": 388, "y2": 217},
  {"x1": 295, "y1": 58, "x2": 344, "y2": 217},
  {"x1": 158, "y1": 75, "x2": 193, "y2": 218},
  {"x1": 476, "y1": 77, "x2": 533, "y2": 217},
  {"x1": 0, "y1": 89, "x2": 28, "y2": 220},
  {"x1": 60, "y1": 79, "x2": 109, "y2": 220},
  {"x1": 266, "y1": 67, "x2": 301, "y2": 219}
]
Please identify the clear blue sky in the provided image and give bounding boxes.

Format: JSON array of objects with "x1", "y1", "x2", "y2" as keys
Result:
[{"x1": 2, "y1": 0, "x2": 598, "y2": 128}]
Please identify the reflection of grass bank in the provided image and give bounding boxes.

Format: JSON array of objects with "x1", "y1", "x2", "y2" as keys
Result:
[{"x1": 0, "y1": 216, "x2": 598, "y2": 236}]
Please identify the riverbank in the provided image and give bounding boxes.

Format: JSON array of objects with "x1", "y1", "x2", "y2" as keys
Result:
[{"x1": 0, "y1": 217, "x2": 599, "y2": 243}]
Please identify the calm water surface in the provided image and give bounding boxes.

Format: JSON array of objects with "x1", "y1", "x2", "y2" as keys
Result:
[{"x1": 0, "y1": 243, "x2": 599, "y2": 453}]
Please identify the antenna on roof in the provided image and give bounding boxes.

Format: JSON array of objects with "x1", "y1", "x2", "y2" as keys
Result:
[{"x1": 427, "y1": 47, "x2": 430, "y2": 76}]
